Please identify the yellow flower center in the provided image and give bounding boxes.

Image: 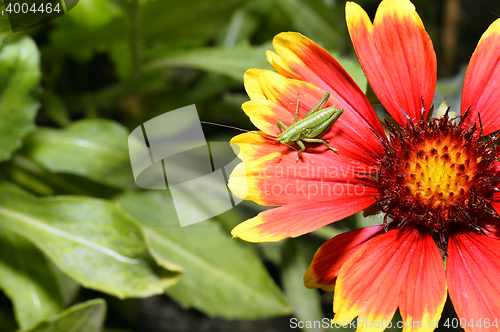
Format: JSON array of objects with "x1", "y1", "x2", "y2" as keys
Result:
[
  {"x1": 405, "y1": 137, "x2": 476, "y2": 208},
  {"x1": 376, "y1": 114, "x2": 499, "y2": 234}
]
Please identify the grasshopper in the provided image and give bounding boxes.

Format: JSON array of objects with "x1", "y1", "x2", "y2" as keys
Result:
[
  {"x1": 277, "y1": 91, "x2": 343, "y2": 162},
  {"x1": 201, "y1": 91, "x2": 343, "y2": 162}
]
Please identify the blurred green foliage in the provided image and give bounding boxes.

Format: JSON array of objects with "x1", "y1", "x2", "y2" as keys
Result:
[{"x1": 0, "y1": 0, "x2": 498, "y2": 331}]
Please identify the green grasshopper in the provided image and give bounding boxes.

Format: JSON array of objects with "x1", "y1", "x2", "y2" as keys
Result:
[
  {"x1": 277, "y1": 91, "x2": 343, "y2": 162},
  {"x1": 201, "y1": 91, "x2": 343, "y2": 162}
]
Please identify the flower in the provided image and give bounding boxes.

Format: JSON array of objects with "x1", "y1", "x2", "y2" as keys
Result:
[{"x1": 228, "y1": 0, "x2": 500, "y2": 330}]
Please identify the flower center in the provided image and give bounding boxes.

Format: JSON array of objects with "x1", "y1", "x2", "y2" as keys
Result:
[
  {"x1": 405, "y1": 137, "x2": 473, "y2": 206},
  {"x1": 377, "y1": 114, "x2": 500, "y2": 235}
]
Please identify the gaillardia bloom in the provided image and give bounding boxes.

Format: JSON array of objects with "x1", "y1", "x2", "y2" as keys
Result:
[{"x1": 229, "y1": 0, "x2": 500, "y2": 330}]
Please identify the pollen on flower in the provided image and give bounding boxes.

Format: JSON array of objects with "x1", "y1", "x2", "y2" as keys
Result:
[
  {"x1": 376, "y1": 112, "x2": 500, "y2": 236},
  {"x1": 405, "y1": 136, "x2": 473, "y2": 205}
]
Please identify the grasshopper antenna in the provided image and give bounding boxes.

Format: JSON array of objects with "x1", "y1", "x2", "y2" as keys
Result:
[
  {"x1": 200, "y1": 121, "x2": 278, "y2": 141},
  {"x1": 201, "y1": 121, "x2": 251, "y2": 132},
  {"x1": 201, "y1": 121, "x2": 299, "y2": 152}
]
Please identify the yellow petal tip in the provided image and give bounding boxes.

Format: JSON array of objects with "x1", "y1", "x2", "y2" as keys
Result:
[
  {"x1": 478, "y1": 17, "x2": 500, "y2": 44},
  {"x1": 231, "y1": 215, "x2": 283, "y2": 243}
]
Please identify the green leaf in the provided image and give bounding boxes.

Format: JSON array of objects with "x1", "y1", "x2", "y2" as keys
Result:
[
  {"x1": 143, "y1": 41, "x2": 273, "y2": 82},
  {"x1": 282, "y1": 240, "x2": 324, "y2": 332},
  {"x1": 0, "y1": 183, "x2": 181, "y2": 299},
  {"x1": 0, "y1": 225, "x2": 65, "y2": 329},
  {"x1": 311, "y1": 226, "x2": 343, "y2": 241},
  {"x1": 49, "y1": 262, "x2": 81, "y2": 306},
  {"x1": 0, "y1": 15, "x2": 12, "y2": 34},
  {"x1": 21, "y1": 119, "x2": 135, "y2": 189},
  {"x1": 0, "y1": 3, "x2": 12, "y2": 33},
  {"x1": 143, "y1": 42, "x2": 365, "y2": 88},
  {"x1": 115, "y1": 191, "x2": 292, "y2": 319},
  {"x1": 0, "y1": 155, "x2": 123, "y2": 198},
  {"x1": 216, "y1": 8, "x2": 259, "y2": 47},
  {"x1": 109, "y1": 41, "x2": 132, "y2": 80},
  {"x1": 0, "y1": 36, "x2": 41, "y2": 162},
  {"x1": 48, "y1": 0, "x2": 246, "y2": 57},
  {"x1": 65, "y1": 0, "x2": 121, "y2": 28},
  {"x1": 275, "y1": 0, "x2": 344, "y2": 50},
  {"x1": 19, "y1": 299, "x2": 106, "y2": 332},
  {"x1": 40, "y1": 91, "x2": 70, "y2": 127}
]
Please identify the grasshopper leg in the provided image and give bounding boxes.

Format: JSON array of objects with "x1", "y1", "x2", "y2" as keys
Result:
[
  {"x1": 294, "y1": 93, "x2": 300, "y2": 123},
  {"x1": 277, "y1": 120, "x2": 288, "y2": 134},
  {"x1": 295, "y1": 140, "x2": 306, "y2": 162},
  {"x1": 302, "y1": 138, "x2": 338, "y2": 152}
]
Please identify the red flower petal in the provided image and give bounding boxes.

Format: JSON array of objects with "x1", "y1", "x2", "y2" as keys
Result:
[
  {"x1": 334, "y1": 226, "x2": 446, "y2": 330},
  {"x1": 271, "y1": 32, "x2": 383, "y2": 134},
  {"x1": 243, "y1": 72, "x2": 333, "y2": 137},
  {"x1": 304, "y1": 225, "x2": 385, "y2": 291},
  {"x1": 399, "y1": 234, "x2": 447, "y2": 332},
  {"x1": 230, "y1": 132, "x2": 286, "y2": 163},
  {"x1": 447, "y1": 229, "x2": 500, "y2": 332},
  {"x1": 346, "y1": 0, "x2": 437, "y2": 126},
  {"x1": 230, "y1": 194, "x2": 377, "y2": 243},
  {"x1": 271, "y1": 32, "x2": 386, "y2": 146},
  {"x1": 228, "y1": 146, "x2": 380, "y2": 207},
  {"x1": 483, "y1": 201, "x2": 500, "y2": 239},
  {"x1": 461, "y1": 18, "x2": 500, "y2": 135},
  {"x1": 242, "y1": 70, "x2": 385, "y2": 165}
]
